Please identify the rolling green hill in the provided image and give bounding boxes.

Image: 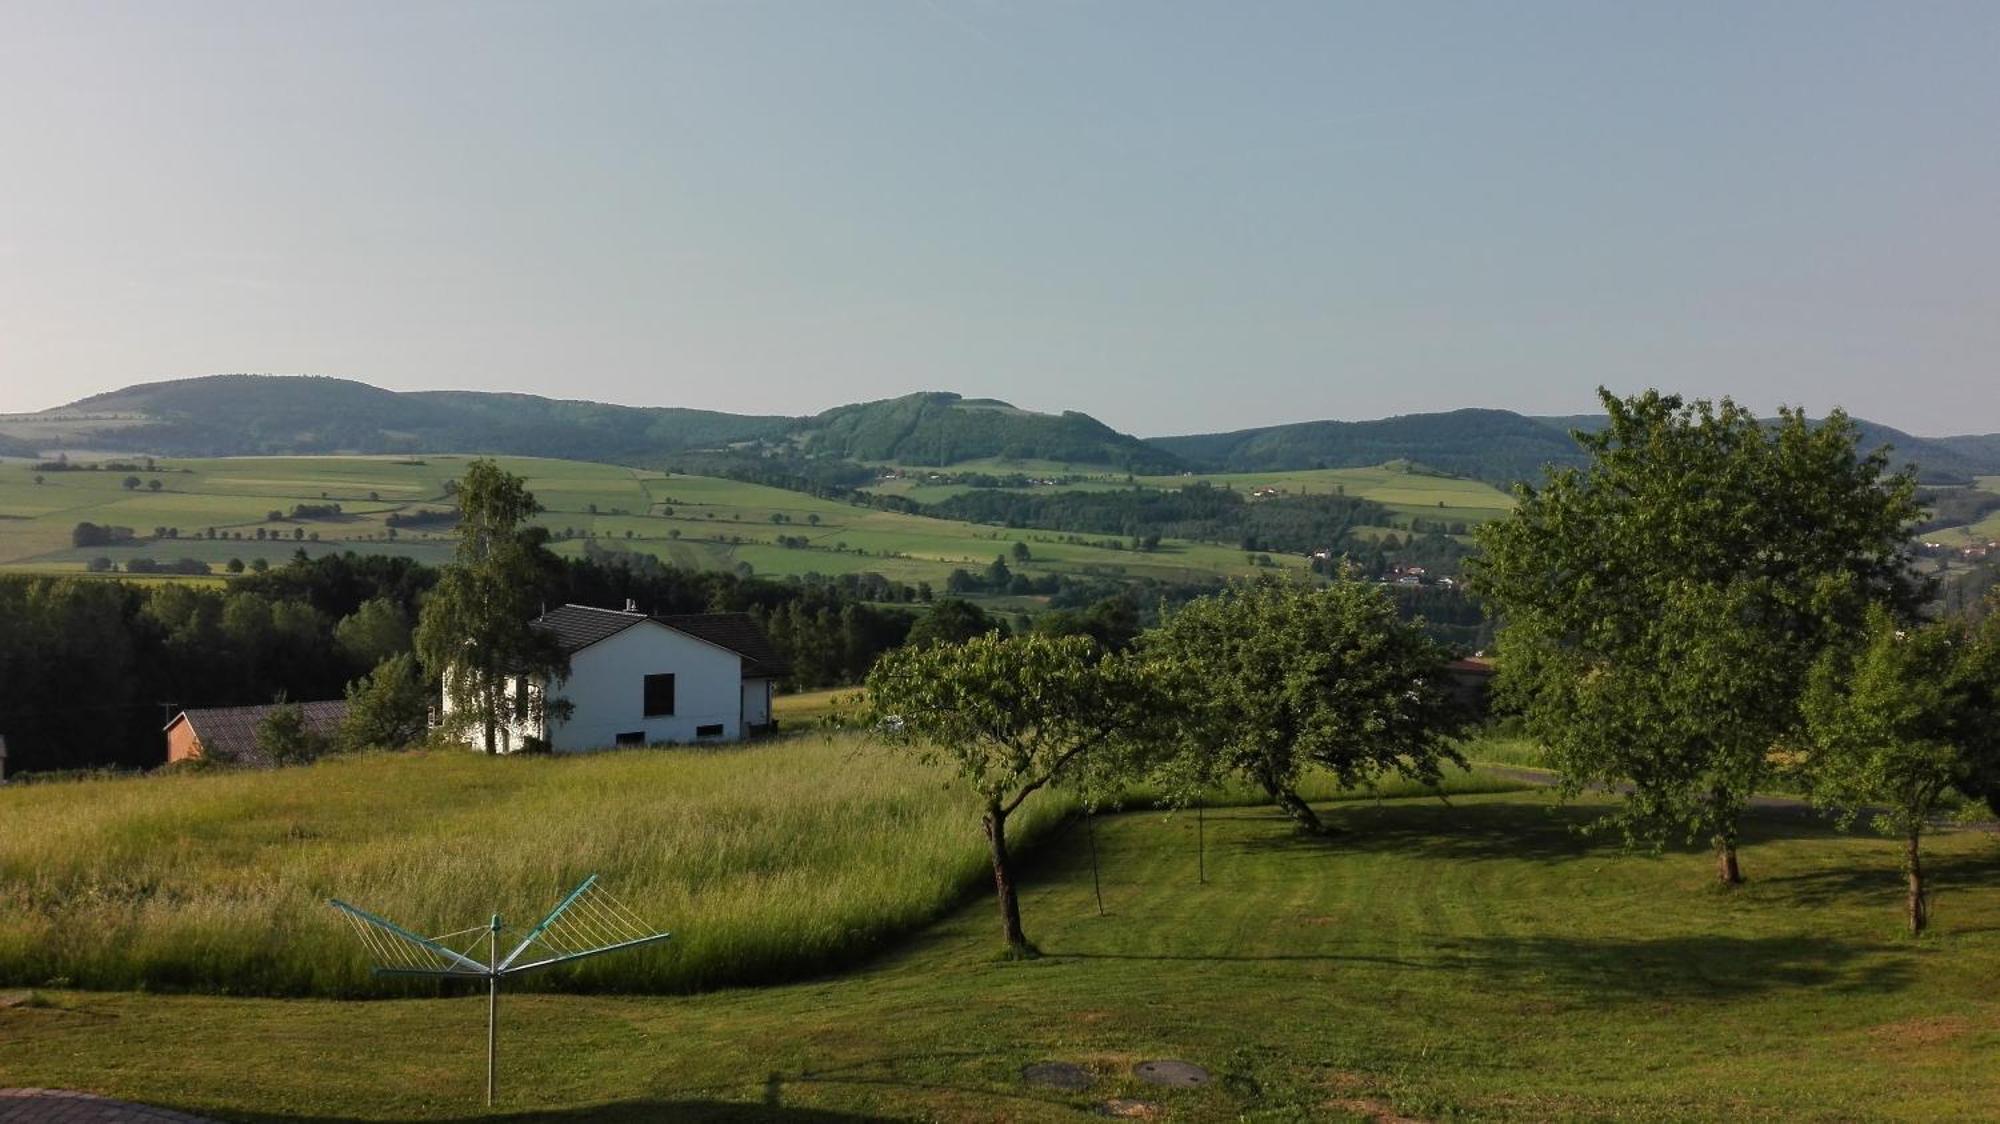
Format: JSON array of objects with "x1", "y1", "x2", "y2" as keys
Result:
[
  {"x1": 40, "y1": 374, "x2": 793, "y2": 461},
  {"x1": 1146, "y1": 408, "x2": 1591, "y2": 483},
  {"x1": 12, "y1": 374, "x2": 1996, "y2": 491},
  {"x1": 798, "y1": 391, "x2": 1184, "y2": 472}
]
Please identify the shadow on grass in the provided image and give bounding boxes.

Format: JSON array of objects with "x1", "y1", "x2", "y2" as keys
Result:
[
  {"x1": 1226, "y1": 799, "x2": 1619, "y2": 864},
  {"x1": 1221, "y1": 796, "x2": 1866, "y2": 867},
  {"x1": 1759, "y1": 848, "x2": 2000, "y2": 912},
  {"x1": 1433, "y1": 932, "x2": 1916, "y2": 999},
  {"x1": 208, "y1": 1099, "x2": 895, "y2": 1123}
]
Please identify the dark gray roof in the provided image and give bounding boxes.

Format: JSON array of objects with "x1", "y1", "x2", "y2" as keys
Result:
[
  {"x1": 166, "y1": 700, "x2": 348, "y2": 765},
  {"x1": 531, "y1": 604, "x2": 790, "y2": 678},
  {"x1": 532, "y1": 604, "x2": 650, "y2": 653},
  {"x1": 656, "y1": 613, "x2": 789, "y2": 679}
]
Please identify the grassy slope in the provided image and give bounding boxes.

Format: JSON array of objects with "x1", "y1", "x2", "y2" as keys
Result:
[
  {"x1": 1921, "y1": 476, "x2": 2000, "y2": 548},
  {"x1": 0, "y1": 455, "x2": 1299, "y2": 588},
  {"x1": 5, "y1": 779, "x2": 2000, "y2": 1120},
  {"x1": 0, "y1": 737, "x2": 1076, "y2": 997}
]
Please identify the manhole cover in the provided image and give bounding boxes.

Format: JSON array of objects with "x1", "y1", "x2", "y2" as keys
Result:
[
  {"x1": 1022, "y1": 1061, "x2": 1094, "y2": 1091},
  {"x1": 1134, "y1": 1059, "x2": 1210, "y2": 1087}
]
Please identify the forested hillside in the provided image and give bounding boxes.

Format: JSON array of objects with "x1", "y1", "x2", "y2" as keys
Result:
[
  {"x1": 798, "y1": 392, "x2": 1183, "y2": 471},
  {"x1": 12, "y1": 374, "x2": 1996, "y2": 488},
  {"x1": 1152, "y1": 407, "x2": 2000, "y2": 485},
  {"x1": 1147, "y1": 409, "x2": 1590, "y2": 483},
  {"x1": 50, "y1": 375, "x2": 793, "y2": 460}
]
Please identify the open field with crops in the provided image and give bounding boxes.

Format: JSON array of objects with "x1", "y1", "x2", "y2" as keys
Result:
[
  {"x1": 5, "y1": 766, "x2": 1998, "y2": 1121},
  {"x1": 0, "y1": 455, "x2": 1303, "y2": 588}
]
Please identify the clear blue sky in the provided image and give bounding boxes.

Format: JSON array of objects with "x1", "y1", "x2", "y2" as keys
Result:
[{"x1": 3, "y1": 2, "x2": 1996, "y2": 436}]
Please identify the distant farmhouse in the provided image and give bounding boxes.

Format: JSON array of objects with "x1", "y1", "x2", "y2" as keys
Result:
[
  {"x1": 164, "y1": 700, "x2": 349, "y2": 766},
  {"x1": 445, "y1": 604, "x2": 788, "y2": 754}
]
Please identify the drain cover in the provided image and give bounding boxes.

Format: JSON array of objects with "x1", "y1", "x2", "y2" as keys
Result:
[
  {"x1": 1134, "y1": 1059, "x2": 1210, "y2": 1087},
  {"x1": 1022, "y1": 1061, "x2": 1094, "y2": 1091}
]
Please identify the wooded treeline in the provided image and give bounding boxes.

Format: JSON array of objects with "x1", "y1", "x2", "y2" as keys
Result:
[
  {"x1": 923, "y1": 485, "x2": 1391, "y2": 555},
  {"x1": 0, "y1": 551, "x2": 923, "y2": 774}
]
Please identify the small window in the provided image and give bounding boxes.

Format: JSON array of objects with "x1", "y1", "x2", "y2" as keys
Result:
[
  {"x1": 643, "y1": 673, "x2": 676, "y2": 717},
  {"x1": 512, "y1": 676, "x2": 530, "y2": 721},
  {"x1": 695, "y1": 723, "x2": 725, "y2": 738},
  {"x1": 614, "y1": 730, "x2": 646, "y2": 746}
]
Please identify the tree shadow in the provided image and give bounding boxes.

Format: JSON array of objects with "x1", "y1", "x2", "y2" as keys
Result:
[
  {"x1": 1431, "y1": 933, "x2": 1916, "y2": 1000},
  {"x1": 1759, "y1": 848, "x2": 2000, "y2": 912},
  {"x1": 1226, "y1": 799, "x2": 1629, "y2": 865},
  {"x1": 162, "y1": 1100, "x2": 896, "y2": 1124}
]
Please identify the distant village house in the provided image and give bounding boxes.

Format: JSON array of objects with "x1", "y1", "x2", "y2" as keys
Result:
[{"x1": 164, "y1": 700, "x2": 349, "y2": 766}]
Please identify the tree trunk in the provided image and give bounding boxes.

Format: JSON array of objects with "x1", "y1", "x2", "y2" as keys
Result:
[
  {"x1": 1906, "y1": 829, "x2": 1927, "y2": 935},
  {"x1": 1713, "y1": 832, "x2": 1741, "y2": 885},
  {"x1": 482, "y1": 675, "x2": 499, "y2": 756},
  {"x1": 1260, "y1": 776, "x2": 1328, "y2": 835},
  {"x1": 983, "y1": 803, "x2": 1033, "y2": 956},
  {"x1": 1709, "y1": 790, "x2": 1742, "y2": 885}
]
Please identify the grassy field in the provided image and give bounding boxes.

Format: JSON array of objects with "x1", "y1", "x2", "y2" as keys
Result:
[
  {"x1": 4, "y1": 780, "x2": 1998, "y2": 1120},
  {"x1": 0, "y1": 455, "x2": 1303, "y2": 589},
  {"x1": 1922, "y1": 475, "x2": 2000, "y2": 548},
  {"x1": 0, "y1": 735, "x2": 1521, "y2": 1000},
  {"x1": 0, "y1": 737, "x2": 1077, "y2": 997}
]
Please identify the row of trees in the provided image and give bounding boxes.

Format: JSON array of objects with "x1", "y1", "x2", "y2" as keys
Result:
[{"x1": 867, "y1": 578, "x2": 1469, "y2": 955}]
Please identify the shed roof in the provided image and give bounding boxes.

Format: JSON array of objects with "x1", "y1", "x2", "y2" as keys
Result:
[
  {"x1": 531, "y1": 604, "x2": 790, "y2": 678},
  {"x1": 165, "y1": 700, "x2": 348, "y2": 766}
]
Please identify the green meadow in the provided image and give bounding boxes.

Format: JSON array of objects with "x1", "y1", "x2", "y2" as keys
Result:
[
  {"x1": 1922, "y1": 475, "x2": 2000, "y2": 548},
  {"x1": 0, "y1": 737, "x2": 1520, "y2": 999},
  {"x1": 0, "y1": 455, "x2": 1306, "y2": 588},
  {"x1": 3, "y1": 745, "x2": 1997, "y2": 1121}
]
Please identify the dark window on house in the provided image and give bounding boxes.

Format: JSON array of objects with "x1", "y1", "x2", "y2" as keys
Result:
[
  {"x1": 512, "y1": 676, "x2": 530, "y2": 721},
  {"x1": 614, "y1": 730, "x2": 646, "y2": 746},
  {"x1": 695, "y1": 723, "x2": 725, "y2": 738},
  {"x1": 643, "y1": 673, "x2": 675, "y2": 717}
]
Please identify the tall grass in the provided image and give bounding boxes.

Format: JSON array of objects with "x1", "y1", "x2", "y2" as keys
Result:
[{"x1": 0, "y1": 735, "x2": 1071, "y2": 997}]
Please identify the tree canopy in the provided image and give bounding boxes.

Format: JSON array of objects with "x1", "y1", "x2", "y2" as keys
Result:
[
  {"x1": 1142, "y1": 576, "x2": 1469, "y2": 833},
  {"x1": 413, "y1": 460, "x2": 569, "y2": 754},
  {"x1": 1472, "y1": 388, "x2": 1925, "y2": 882},
  {"x1": 865, "y1": 632, "x2": 1146, "y2": 954},
  {"x1": 1801, "y1": 607, "x2": 2000, "y2": 932}
]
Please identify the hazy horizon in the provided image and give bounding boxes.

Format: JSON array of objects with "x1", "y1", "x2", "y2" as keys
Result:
[{"x1": 5, "y1": 3, "x2": 1998, "y2": 436}]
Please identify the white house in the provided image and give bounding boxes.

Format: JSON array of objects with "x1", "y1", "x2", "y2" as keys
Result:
[{"x1": 447, "y1": 603, "x2": 788, "y2": 753}]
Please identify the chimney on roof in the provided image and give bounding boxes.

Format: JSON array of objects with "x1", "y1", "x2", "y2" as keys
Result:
[{"x1": 624, "y1": 598, "x2": 638, "y2": 614}]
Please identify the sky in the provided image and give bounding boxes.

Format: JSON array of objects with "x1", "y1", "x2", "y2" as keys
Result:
[{"x1": 2, "y1": 2, "x2": 1997, "y2": 437}]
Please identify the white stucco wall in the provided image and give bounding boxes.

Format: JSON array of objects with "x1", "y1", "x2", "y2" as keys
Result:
[{"x1": 543, "y1": 620, "x2": 743, "y2": 752}]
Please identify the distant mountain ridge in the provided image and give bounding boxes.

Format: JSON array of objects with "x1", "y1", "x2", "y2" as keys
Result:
[
  {"x1": 17, "y1": 376, "x2": 1182, "y2": 473},
  {"x1": 1149, "y1": 409, "x2": 1588, "y2": 484},
  {"x1": 1157, "y1": 408, "x2": 2000, "y2": 485},
  {"x1": 12, "y1": 374, "x2": 1997, "y2": 485},
  {"x1": 59, "y1": 375, "x2": 792, "y2": 461}
]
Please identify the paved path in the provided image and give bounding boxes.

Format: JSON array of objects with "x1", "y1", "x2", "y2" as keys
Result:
[{"x1": 0, "y1": 1090, "x2": 215, "y2": 1123}]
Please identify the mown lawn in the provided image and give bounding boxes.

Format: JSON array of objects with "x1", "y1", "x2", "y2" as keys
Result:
[{"x1": 5, "y1": 781, "x2": 1999, "y2": 1121}]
